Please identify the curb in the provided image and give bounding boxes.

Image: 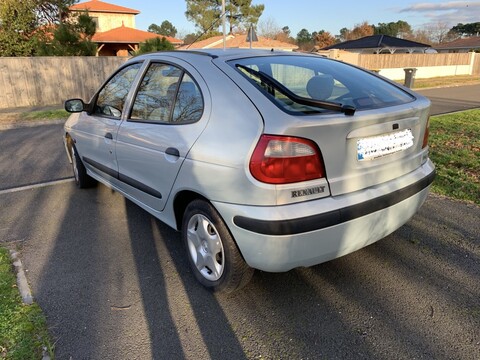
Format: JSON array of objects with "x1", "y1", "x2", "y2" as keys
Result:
[
  {"x1": 9, "y1": 251, "x2": 53, "y2": 360},
  {"x1": 9, "y1": 250, "x2": 33, "y2": 305}
]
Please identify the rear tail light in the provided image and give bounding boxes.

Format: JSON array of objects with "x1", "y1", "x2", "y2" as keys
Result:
[
  {"x1": 422, "y1": 117, "x2": 430, "y2": 149},
  {"x1": 249, "y1": 135, "x2": 325, "y2": 184}
]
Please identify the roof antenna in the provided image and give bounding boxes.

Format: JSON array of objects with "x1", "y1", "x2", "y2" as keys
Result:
[{"x1": 222, "y1": 0, "x2": 226, "y2": 50}]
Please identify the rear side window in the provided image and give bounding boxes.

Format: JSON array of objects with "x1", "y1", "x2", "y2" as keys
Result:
[
  {"x1": 130, "y1": 63, "x2": 203, "y2": 124},
  {"x1": 231, "y1": 56, "x2": 414, "y2": 114}
]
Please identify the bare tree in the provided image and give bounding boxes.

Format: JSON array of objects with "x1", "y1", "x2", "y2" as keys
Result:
[
  {"x1": 257, "y1": 17, "x2": 280, "y2": 38},
  {"x1": 405, "y1": 29, "x2": 432, "y2": 45},
  {"x1": 425, "y1": 21, "x2": 456, "y2": 44}
]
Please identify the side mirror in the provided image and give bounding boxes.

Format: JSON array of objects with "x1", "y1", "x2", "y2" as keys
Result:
[{"x1": 65, "y1": 99, "x2": 86, "y2": 113}]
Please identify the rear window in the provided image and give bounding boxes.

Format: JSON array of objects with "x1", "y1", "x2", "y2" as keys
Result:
[{"x1": 230, "y1": 55, "x2": 415, "y2": 114}]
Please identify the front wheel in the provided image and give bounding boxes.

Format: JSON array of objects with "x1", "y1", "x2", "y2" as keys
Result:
[
  {"x1": 182, "y1": 199, "x2": 254, "y2": 293},
  {"x1": 71, "y1": 145, "x2": 96, "y2": 189}
]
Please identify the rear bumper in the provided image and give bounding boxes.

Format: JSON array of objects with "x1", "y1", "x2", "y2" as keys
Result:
[{"x1": 213, "y1": 159, "x2": 435, "y2": 272}]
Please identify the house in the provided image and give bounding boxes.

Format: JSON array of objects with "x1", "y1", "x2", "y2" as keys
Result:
[
  {"x1": 180, "y1": 34, "x2": 298, "y2": 51},
  {"x1": 322, "y1": 35, "x2": 431, "y2": 54},
  {"x1": 69, "y1": 0, "x2": 183, "y2": 56},
  {"x1": 435, "y1": 36, "x2": 480, "y2": 53}
]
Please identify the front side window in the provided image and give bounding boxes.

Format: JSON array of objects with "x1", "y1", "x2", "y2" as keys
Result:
[
  {"x1": 231, "y1": 56, "x2": 414, "y2": 114},
  {"x1": 130, "y1": 63, "x2": 203, "y2": 124},
  {"x1": 94, "y1": 63, "x2": 142, "y2": 118}
]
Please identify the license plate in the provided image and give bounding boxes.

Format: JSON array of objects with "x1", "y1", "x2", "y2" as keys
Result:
[{"x1": 357, "y1": 129, "x2": 414, "y2": 161}]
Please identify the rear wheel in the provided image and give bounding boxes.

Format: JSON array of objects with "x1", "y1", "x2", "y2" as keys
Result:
[
  {"x1": 71, "y1": 145, "x2": 96, "y2": 188},
  {"x1": 182, "y1": 199, "x2": 254, "y2": 293}
]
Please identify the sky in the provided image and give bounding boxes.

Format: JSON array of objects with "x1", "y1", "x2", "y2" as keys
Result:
[{"x1": 108, "y1": 0, "x2": 480, "y2": 37}]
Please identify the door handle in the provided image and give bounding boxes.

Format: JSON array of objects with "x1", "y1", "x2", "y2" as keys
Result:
[
  {"x1": 105, "y1": 133, "x2": 113, "y2": 140},
  {"x1": 166, "y1": 147, "x2": 180, "y2": 157}
]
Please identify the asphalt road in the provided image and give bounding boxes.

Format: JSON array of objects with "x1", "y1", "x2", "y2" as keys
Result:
[
  {"x1": 0, "y1": 87, "x2": 479, "y2": 359},
  {"x1": 417, "y1": 83, "x2": 480, "y2": 115},
  {"x1": 0, "y1": 124, "x2": 72, "y2": 190}
]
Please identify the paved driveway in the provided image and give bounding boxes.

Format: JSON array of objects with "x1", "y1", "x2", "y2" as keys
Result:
[
  {"x1": 417, "y1": 83, "x2": 480, "y2": 115},
  {"x1": 1, "y1": 122, "x2": 479, "y2": 359}
]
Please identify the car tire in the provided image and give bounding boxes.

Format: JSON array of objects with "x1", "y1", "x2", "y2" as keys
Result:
[
  {"x1": 71, "y1": 145, "x2": 96, "y2": 189},
  {"x1": 182, "y1": 199, "x2": 254, "y2": 293}
]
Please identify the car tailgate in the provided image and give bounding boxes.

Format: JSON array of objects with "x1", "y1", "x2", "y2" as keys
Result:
[{"x1": 282, "y1": 100, "x2": 431, "y2": 196}]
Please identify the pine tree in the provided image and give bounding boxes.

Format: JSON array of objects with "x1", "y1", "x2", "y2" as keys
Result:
[{"x1": 185, "y1": 0, "x2": 264, "y2": 35}]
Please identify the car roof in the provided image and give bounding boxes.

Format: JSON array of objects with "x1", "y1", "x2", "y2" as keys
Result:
[{"x1": 133, "y1": 49, "x2": 319, "y2": 62}]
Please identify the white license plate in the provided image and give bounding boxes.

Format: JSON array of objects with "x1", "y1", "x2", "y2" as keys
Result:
[{"x1": 357, "y1": 129, "x2": 414, "y2": 161}]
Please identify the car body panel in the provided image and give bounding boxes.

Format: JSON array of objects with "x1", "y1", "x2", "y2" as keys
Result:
[
  {"x1": 213, "y1": 159, "x2": 435, "y2": 272},
  {"x1": 213, "y1": 53, "x2": 431, "y2": 197},
  {"x1": 64, "y1": 49, "x2": 435, "y2": 275}
]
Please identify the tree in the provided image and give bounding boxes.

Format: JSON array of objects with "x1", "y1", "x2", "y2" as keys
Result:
[
  {"x1": 349, "y1": 21, "x2": 374, "y2": 40},
  {"x1": 34, "y1": 0, "x2": 75, "y2": 25},
  {"x1": 226, "y1": 0, "x2": 264, "y2": 34},
  {"x1": 185, "y1": 0, "x2": 264, "y2": 35},
  {"x1": 336, "y1": 22, "x2": 374, "y2": 42},
  {"x1": 185, "y1": 0, "x2": 221, "y2": 34},
  {"x1": 296, "y1": 28, "x2": 312, "y2": 45},
  {"x1": 0, "y1": 0, "x2": 86, "y2": 56},
  {"x1": 37, "y1": 13, "x2": 97, "y2": 55},
  {"x1": 275, "y1": 26, "x2": 295, "y2": 44},
  {"x1": 314, "y1": 31, "x2": 336, "y2": 49},
  {"x1": 183, "y1": 32, "x2": 199, "y2": 45},
  {"x1": 136, "y1": 37, "x2": 174, "y2": 55},
  {"x1": 405, "y1": 29, "x2": 432, "y2": 45},
  {"x1": 0, "y1": 0, "x2": 39, "y2": 56},
  {"x1": 148, "y1": 23, "x2": 162, "y2": 34},
  {"x1": 258, "y1": 17, "x2": 280, "y2": 38},
  {"x1": 450, "y1": 22, "x2": 480, "y2": 37},
  {"x1": 148, "y1": 20, "x2": 177, "y2": 38},
  {"x1": 338, "y1": 27, "x2": 350, "y2": 42},
  {"x1": 374, "y1": 20, "x2": 412, "y2": 38},
  {"x1": 425, "y1": 21, "x2": 457, "y2": 44}
]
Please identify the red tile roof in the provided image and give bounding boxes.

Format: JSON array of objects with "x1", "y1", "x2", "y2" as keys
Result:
[
  {"x1": 92, "y1": 25, "x2": 183, "y2": 45},
  {"x1": 435, "y1": 36, "x2": 480, "y2": 49},
  {"x1": 181, "y1": 34, "x2": 298, "y2": 50},
  {"x1": 69, "y1": 0, "x2": 140, "y2": 14}
]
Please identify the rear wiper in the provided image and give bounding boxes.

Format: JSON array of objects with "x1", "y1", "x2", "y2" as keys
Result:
[{"x1": 236, "y1": 64, "x2": 356, "y2": 116}]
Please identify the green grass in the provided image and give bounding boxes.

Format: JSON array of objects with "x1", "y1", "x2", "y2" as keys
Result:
[
  {"x1": 0, "y1": 247, "x2": 53, "y2": 359},
  {"x1": 23, "y1": 109, "x2": 69, "y2": 121},
  {"x1": 392, "y1": 75, "x2": 480, "y2": 89},
  {"x1": 429, "y1": 109, "x2": 480, "y2": 204},
  {"x1": 412, "y1": 75, "x2": 480, "y2": 89}
]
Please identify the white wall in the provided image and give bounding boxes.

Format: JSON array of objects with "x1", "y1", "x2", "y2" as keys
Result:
[{"x1": 378, "y1": 64, "x2": 473, "y2": 80}]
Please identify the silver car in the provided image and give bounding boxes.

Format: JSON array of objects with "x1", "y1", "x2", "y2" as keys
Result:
[{"x1": 64, "y1": 49, "x2": 435, "y2": 293}]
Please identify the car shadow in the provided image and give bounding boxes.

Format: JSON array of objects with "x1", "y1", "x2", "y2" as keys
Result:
[{"x1": 5, "y1": 183, "x2": 478, "y2": 359}]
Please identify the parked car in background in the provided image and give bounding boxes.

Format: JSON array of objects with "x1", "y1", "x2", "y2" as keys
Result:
[{"x1": 64, "y1": 49, "x2": 435, "y2": 293}]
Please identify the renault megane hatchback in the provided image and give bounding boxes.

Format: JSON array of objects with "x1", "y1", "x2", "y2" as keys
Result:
[{"x1": 64, "y1": 49, "x2": 435, "y2": 293}]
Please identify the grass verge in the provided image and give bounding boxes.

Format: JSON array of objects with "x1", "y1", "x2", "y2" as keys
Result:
[
  {"x1": 429, "y1": 109, "x2": 480, "y2": 205},
  {"x1": 22, "y1": 109, "x2": 69, "y2": 121},
  {"x1": 392, "y1": 75, "x2": 480, "y2": 89},
  {"x1": 413, "y1": 75, "x2": 480, "y2": 89},
  {"x1": 0, "y1": 247, "x2": 53, "y2": 359}
]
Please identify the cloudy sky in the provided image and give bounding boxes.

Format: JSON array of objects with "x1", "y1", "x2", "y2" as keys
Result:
[{"x1": 109, "y1": 0, "x2": 479, "y2": 36}]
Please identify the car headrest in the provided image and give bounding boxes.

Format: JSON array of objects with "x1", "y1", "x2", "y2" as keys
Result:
[{"x1": 306, "y1": 75, "x2": 334, "y2": 100}]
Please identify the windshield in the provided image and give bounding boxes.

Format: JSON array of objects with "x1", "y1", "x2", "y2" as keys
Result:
[{"x1": 229, "y1": 55, "x2": 415, "y2": 114}]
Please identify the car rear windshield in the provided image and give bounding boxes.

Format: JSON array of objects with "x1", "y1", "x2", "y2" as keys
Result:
[{"x1": 229, "y1": 55, "x2": 415, "y2": 114}]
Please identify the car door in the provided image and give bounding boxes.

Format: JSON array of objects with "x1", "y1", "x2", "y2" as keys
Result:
[
  {"x1": 73, "y1": 62, "x2": 143, "y2": 180},
  {"x1": 115, "y1": 60, "x2": 208, "y2": 211}
]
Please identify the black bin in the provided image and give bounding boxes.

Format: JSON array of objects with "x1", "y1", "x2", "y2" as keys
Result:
[{"x1": 404, "y1": 68, "x2": 417, "y2": 88}]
